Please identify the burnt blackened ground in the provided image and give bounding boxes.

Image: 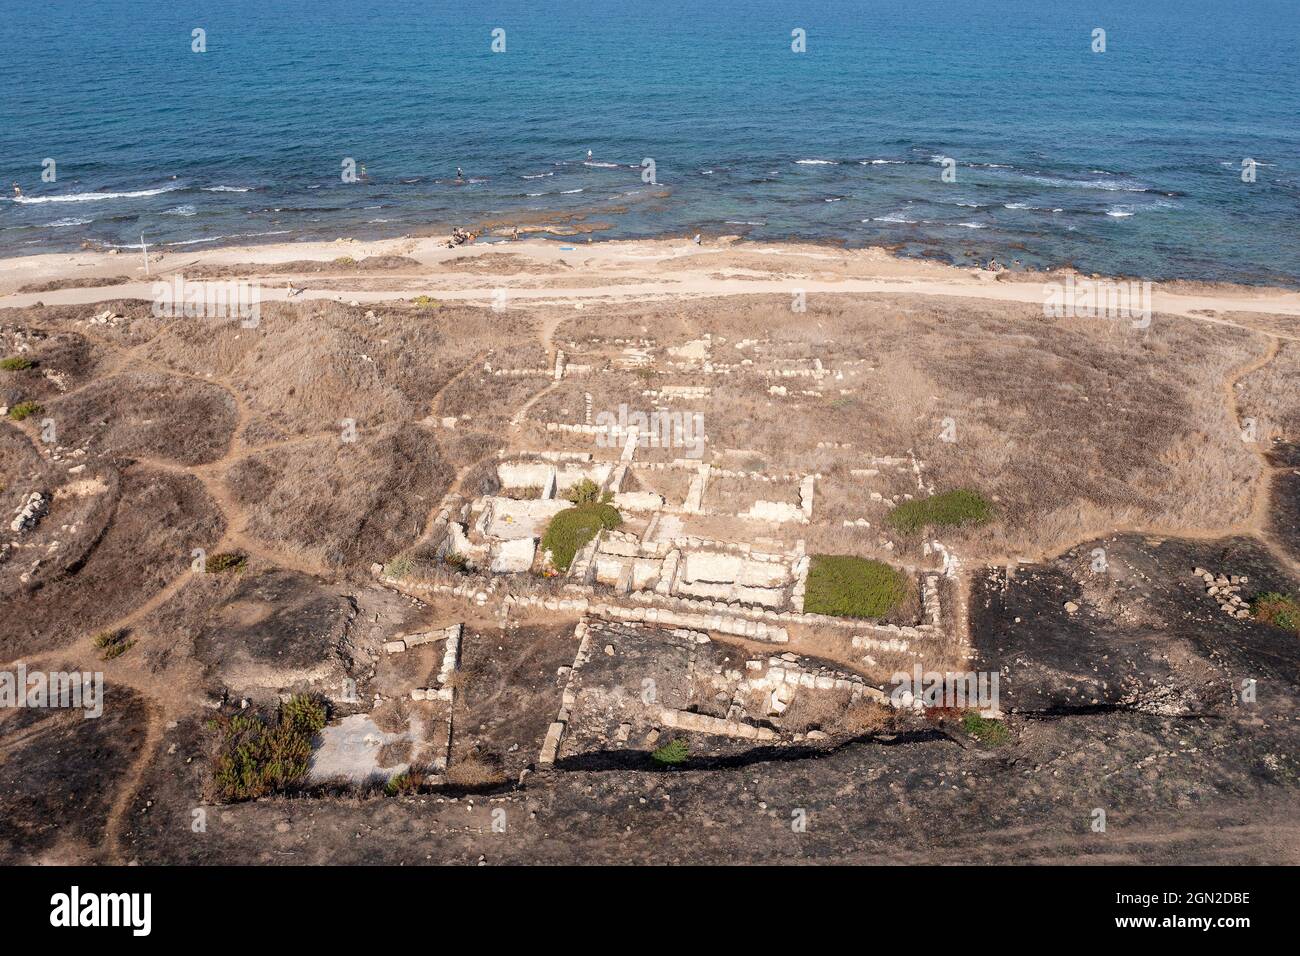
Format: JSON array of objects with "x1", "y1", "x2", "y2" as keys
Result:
[
  {"x1": 30, "y1": 531, "x2": 1300, "y2": 866},
  {"x1": 120, "y1": 699, "x2": 1298, "y2": 864},
  {"x1": 0, "y1": 683, "x2": 147, "y2": 864},
  {"x1": 972, "y1": 534, "x2": 1300, "y2": 717},
  {"x1": 1270, "y1": 469, "x2": 1300, "y2": 564},
  {"x1": 116, "y1": 531, "x2": 1300, "y2": 865}
]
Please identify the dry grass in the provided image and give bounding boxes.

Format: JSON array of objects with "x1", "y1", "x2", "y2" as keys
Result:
[
  {"x1": 141, "y1": 299, "x2": 536, "y2": 436},
  {"x1": 1238, "y1": 339, "x2": 1300, "y2": 442},
  {"x1": 445, "y1": 752, "x2": 508, "y2": 789},
  {"x1": 44, "y1": 370, "x2": 239, "y2": 465},
  {"x1": 225, "y1": 422, "x2": 450, "y2": 571},
  {"x1": 553, "y1": 293, "x2": 1263, "y2": 558},
  {"x1": 781, "y1": 689, "x2": 895, "y2": 736}
]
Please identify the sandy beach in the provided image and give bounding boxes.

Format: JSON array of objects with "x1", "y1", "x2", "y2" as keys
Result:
[{"x1": 3, "y1": 235, "x2": 1300, "y2": 341}]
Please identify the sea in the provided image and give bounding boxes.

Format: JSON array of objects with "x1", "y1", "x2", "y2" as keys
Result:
[{"x1": 1, "y1": 0, "x2": 1297, "y2": 283}]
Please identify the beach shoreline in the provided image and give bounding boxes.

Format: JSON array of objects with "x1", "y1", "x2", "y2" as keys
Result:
[{"x1": 2, "y1": 235, "x2": 1299, "y2": 337}]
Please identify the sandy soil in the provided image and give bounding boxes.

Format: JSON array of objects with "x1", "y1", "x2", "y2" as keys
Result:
[{"x1": 3, "y1": 236, "x2": 1299, "y2": 339}]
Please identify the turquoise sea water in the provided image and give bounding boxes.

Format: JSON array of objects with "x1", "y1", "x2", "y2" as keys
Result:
[{"x1": 1, "y1": 0, "x2": 1297, "y2": 282}]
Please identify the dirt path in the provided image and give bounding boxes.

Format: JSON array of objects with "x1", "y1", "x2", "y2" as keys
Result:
[{"x1": 6, "y1": 270, "x2": 1300, "y2": 341}]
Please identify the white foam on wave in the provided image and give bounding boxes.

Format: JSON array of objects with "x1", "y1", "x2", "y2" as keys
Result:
[
  {"x1": 582, "y1": 161, "x2": 620, "y2": 168},
  {"x1": 1105, "y1": 207, "x2": 1135, "y2": 218},
  {"x1": 868, "y1": 214, "x2": 917, "y2": 224},
  {"x1": 861, "y1": 159, "x2": 904, "y2": 165},
  {"x1": 560, "y1": 188, "x2": 584, "y2": 194},
  {"x1": 202, "y1": 185, "x2": 253, "y2": 192},
  {"x1": 522, "y1": 172, "x2": 554, "y2": 179},
  {"x1": 43, "y1": 217, "x2": 93, "y2": 227},
  {"x1": 795, "y1": 159, "x2": 838, "y2": 165},
  {"x1": 8, "y1": 183, "x2": 184, "y2": 204},
  {"x1": 1025, "y1": 174, "x2": 1148, "y2": 192},
  {"x1": 161, "y1": 229, "x2": 291, "y2": 248},
  {"x1": 164, "y1": 204, "x2": 196, "y2": 217}
]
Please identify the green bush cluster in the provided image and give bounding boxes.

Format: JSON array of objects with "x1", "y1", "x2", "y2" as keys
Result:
[
  {"x1": 961, "y1": 711, "x2": 1010, "y2": 746},
  {"x1": 212, "y1": 694, "x2": 328, "y2": 802},
  {"x1": 888, "y1": 489, "x2": 993, "y2": 534},
  {"x1": 7, "y1": 401, "x2": 42, "y2": 421},
  {"x1": 0, "y1": 356, "x2": 34, "y2": 371},
  {"x1": 542, "y1": 502, "x2": 621, "y2": 571},
  {"x1": 803, "y1": 554, "x2": 910, "y2": 618},
  {"x1": 1252, "y1": 592, "x2": 1300, "y2": 633},
  {"x1": 651, "y1": 738, "x2": 690, "y2": 766},
  {"x1": 562, "y1": 478, "x2": 612, "y2": 506},
  {"x1": 93, "y1": 628, "x2": 135, "y2": 661}
]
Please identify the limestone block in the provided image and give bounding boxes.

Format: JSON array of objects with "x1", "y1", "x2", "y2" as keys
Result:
[{"x1": 490, "y1": 535, "x2": 537, "y2": 574}]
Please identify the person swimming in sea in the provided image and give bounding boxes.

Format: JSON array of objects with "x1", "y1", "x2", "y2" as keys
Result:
[
  {"x1": 587, "y1": 149, "x2": 592, "y2": 161},
  {"x1": 11, "y1": 183, "x2": 21, "y2": 198},
  {"x1": 456, "y1": 167, "x2": 464, "y2": 182}
]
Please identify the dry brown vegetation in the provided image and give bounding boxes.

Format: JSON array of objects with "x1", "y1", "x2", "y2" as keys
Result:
[
  {"x1": 0, "y1": 468, "x2": 225, "y2": 658},
  {"x1": 17, "y1": 275, "x2": 133, "y2": 293},
  {"x1": 140, "y1": 299, "x2": 536, "y2": 436},
  {"x1": 445, "y1": 751, "x2": 508, "y2": 789},
  {"x1": 177, "y1": 256, "x2": 420, "y2": 279},
  {"x1": 225, "y1": 423, "x2": 450, "y2": 572},
  {"x1": 48, "y1": 371, "x2": 237, "y2": 466},
  {"x1": 551, "y1": 293, "x2": 1264, "y2": 558},
  {"x1": 780, "y1": 689, "x2": 895, "y2": 736},
  {"x1": 1238, "y1": 339, "x2": 1300, "y2": 442}
]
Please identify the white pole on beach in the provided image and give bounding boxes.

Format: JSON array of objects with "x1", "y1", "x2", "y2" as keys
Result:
[{"x1": 141, "y1": 233, "x2": 149, "y2": 275}]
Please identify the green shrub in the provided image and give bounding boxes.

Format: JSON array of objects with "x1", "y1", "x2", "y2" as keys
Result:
[
  {"x1": 0, "y1": 356, "x2": 34, "y2": 371},
  {"x1": 211, "y1": 694, "x2": 328, "y2": 802},
  {"x1": 961, "y1": 711, "x2": 1010, "y2": 746},
  {"x1": 205, "y1": 552, "x2": 247, "y2": 574},
  {"x1": 443, "y1": 552, "x2": 468, "y2": 570},
  {"x1": 888, "y1": 489, "x2": 993, "y2": 535},
  {"x1": 93, "y1": 628, "x2": 135, "y2": 661},
  {"x1": 7, "y1": 401, "x2": 42, "y2": 421},
  {"x1": 412, "y1": 295, "x2": 440, "y2": 309},
  {"x1": 384, "y1": 772, "x2": 421, "y2": 796},
  {"x1": 651, "y1": 738, "x2": 690, "y2": 766},
  {"x1": 803, "y1": 554, "x2": 910, "y2": 618},
  {"x1": 541, "y1": 503, "x2": 621, "y2": 572},
  {"x1": 1252, "y1": 592, "x2": 1300, "y2": 633},
  {"x1": 333, "y1": 256, "x2": 356, "y2": 265},
  {"x1": 562, "y1": 478, "x2": 611, "y2": 506}
]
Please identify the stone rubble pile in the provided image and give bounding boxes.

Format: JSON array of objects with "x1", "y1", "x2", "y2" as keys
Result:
[
  {"x1": 10, "y1": 491, "x2": 47, "y2": 534},
  {"x1": 1192, "y1": 566, "x2": 1252, "y2": 620}
]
